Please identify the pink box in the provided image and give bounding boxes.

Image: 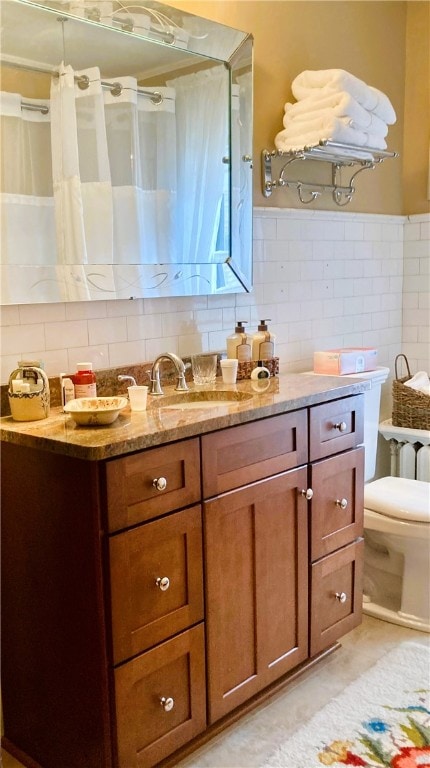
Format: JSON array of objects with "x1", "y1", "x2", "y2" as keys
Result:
[{"x1": 313, "y1": 348, "x2": 378, "y2": 375}]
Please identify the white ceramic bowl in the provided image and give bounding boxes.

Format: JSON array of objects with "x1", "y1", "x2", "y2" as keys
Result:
[{"x1": 64, "y1": 396, "x2": 128, "y2": 426}]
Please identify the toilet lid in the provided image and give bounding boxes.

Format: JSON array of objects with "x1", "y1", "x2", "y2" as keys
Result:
[{"x1": 364, "y1": 476, "x2": 430, "y2": 522}]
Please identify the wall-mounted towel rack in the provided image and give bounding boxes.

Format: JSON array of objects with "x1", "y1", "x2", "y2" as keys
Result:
[{"x1": 261, "y1": 140, "x2": 398, "y2": 206}]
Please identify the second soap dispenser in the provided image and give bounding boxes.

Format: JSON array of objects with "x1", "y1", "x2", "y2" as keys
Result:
[{"x1": 251, "y1": 319, "x2": 275, "y2": 361}]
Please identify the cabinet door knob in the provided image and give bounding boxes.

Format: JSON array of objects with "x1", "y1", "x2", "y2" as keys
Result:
[
  {"x1": 335, "y1": 498, "x2": 348, "y2": 510},
  {"x1": 155, "y1": 576, "x2": 170, "y2": 591},
  {"x1": 301, "y1": 488, "x2": 313, "y2": 500},
  {"x1": 335, "y1": 591, "x2": 347, "y2": 603},
  {"x1": 153, "y1": 476, "x2": 167, "y2": 491},
  {"x1": 160, "y1": 696, "x2": 174, "y2": 712},
  {"x1": 333, "y1": 421, "x2": 347, "y2": 432}
]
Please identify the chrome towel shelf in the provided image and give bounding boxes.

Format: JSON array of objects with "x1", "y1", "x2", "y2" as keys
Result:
[{"x1": 261, "y1": 140, "x2": 398, "y2": 206}]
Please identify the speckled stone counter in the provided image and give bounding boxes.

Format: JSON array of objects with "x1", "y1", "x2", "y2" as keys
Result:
[{"x1": 0, "y1": 373, "x2": 370, "y2": 461}]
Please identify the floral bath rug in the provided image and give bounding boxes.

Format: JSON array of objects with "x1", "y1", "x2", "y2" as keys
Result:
[{"x1": 263, "y1": 641, "x2": 430, "y2": 768}]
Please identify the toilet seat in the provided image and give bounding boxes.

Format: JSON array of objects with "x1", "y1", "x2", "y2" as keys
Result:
[{"x1": 364, "y1": 476, "x2": 430, "y2": 523}]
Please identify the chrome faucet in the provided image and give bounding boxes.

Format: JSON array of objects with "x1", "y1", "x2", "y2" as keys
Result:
[{"x1": 148, "y1": 353, "x2": 189, "y2": 395}]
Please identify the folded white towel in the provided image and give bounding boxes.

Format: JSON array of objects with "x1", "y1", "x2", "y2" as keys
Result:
[
  {"x1": 291, "y1": 69, "x2": 396, "y2": 125},
  {"x1": 283, "y1": 92, "x2": 389, "y2": 136},
  {"x1": 275, "y1": 116, "x2": 388, "y2": 153},
  {"x1": 283, "y1": 109, "x2": 388, "y2": 139},
  {"x1": 403, "y1": 371, "x2": 430, "y2": 396}
]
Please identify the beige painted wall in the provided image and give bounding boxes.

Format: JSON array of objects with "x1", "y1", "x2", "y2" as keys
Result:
[
  {"x1": 172, "y1": 0, "x2": 429, "y2": 216},
  {"x1": 403, "y1": 2, "x2": 430, "y2": 214}
]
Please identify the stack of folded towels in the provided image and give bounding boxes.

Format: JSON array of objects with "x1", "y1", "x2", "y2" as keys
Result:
[{"x1": 275, "y1": 68, "x2": 396, "y2": 153}]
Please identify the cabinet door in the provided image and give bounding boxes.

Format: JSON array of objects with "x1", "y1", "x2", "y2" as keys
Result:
[
  {"x1": 309, "y1": 395, "x2": 364, "y2": 461},
  {"x1": 109, "y1": 505, "x2": 203, "y2": 664},
  {"x1": 114, "y1": 624, "x2": 206, "y2": 768},
  {"x1": 105, "y1": 439, "x2": 200, "y2": 532},
  {"x1": 310, "y1": 539, "x2": 364, "y2": 656},
  {"x1": 204, "y1": 468, "x2": 309, "y2": 723},
  {"x1": 310, "y1": 447, "x2": 364, "y2": 561}
]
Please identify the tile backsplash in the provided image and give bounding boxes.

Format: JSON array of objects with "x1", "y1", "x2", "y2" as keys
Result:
[{"x1": 1, "y1": 209, "x2": 428, "y2": 418}]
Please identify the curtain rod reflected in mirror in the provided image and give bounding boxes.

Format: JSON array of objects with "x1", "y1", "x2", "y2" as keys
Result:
[{"x1": 0, "y1": 0, "x2": 253, "y2": 303}]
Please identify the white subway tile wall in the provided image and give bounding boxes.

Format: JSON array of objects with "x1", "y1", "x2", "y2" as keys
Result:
[
  {"x1": 402, "y1": 215, "x2": 430, "y2": 373},
  {"x1": 1, "y1": 210, "x2": 428, "y2": 393}
]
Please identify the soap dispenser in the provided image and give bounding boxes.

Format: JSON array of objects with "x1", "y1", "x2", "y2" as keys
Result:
[
  {"x1": 251, "y1": 319, "x2": 275, "y2": 361},
  {"x1": 227, "y1": 321, "x2": 251, "y2": 362}
]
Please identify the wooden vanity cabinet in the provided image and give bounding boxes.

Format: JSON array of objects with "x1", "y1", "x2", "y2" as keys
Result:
[{"x1": 1, "y1": 393, "x2": 365, "y2": 768}]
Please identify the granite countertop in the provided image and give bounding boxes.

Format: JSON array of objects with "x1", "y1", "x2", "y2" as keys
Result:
[{"x1": 0, "y1": 373, "x2": 370, "y2": 461}]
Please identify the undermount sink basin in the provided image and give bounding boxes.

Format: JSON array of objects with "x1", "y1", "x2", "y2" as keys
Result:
[{"x1": 151, "y1": 390, "x2": 254, "y2": 410}]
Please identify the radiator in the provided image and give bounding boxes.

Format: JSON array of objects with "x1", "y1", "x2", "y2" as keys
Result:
[
  {"x1": 379, "y1": 419, "x2": 430, "y2": 482},
  {"x1": 398, "y1": 441, "x2": 430, "y2": 481}
]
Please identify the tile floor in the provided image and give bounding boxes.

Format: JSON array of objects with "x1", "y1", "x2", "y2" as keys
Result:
[{"x1": 2, "y1": 615, "x2": 429, "y2": 768}]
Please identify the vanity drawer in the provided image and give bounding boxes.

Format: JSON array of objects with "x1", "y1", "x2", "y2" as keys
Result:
[
  {"x1": 201, "y1": 411, "x2": 308, "y2": 498},
  {"x1": 310, "y1": 447, "x2": 364, "y2": 561},
  {"x1": 310, "y1": 539, "x2": 363, "y2": 656},
  {"x1": 109, "y1": 505, "x2": 204, "y2": 664},
  {"x1": 309, "y1": 395, "x2": 364, "y2": 461},
  {"x1": 114, "y1": 623, "x2": 206, "y2": 768},
  {"x1": 105, "y1": 438, "x2": 200, "y2": 532}
]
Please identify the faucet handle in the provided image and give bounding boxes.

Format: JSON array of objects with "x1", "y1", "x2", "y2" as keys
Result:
[{"x1": 175, "y1": 372, "x2": 189, "y2": 392}]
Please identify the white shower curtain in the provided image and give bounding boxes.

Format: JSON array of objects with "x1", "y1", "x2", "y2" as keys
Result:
[
  {"x1": 2, "y1": 64, "x2": 231, "y2": 298},
  {"x1": 50, "y1": 64, "x2": 113, "y2": 265},
  {"x1": 167, "y1": 66, "x2": 229, "y2": 265},
  {"x1": 0, "y1": 91, "x2": 56, "y2": 266},
  {"x1": 49, "y1": 65, "x2": 178, "y2": 268},
  {"x1": 103, "y1": 76, "x2": 177, "y2": 265},
  {"x1": 1, "y1": 65, "x2": 178, "y2": 275}
]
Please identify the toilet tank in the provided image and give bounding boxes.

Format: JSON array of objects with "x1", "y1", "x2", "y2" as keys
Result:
[
  {"x1": 305, "y1": 367, "x2": 390, "y2": 481},
  {"x1": 346, "y1": 367, "x2": 390, "y2": 481}
]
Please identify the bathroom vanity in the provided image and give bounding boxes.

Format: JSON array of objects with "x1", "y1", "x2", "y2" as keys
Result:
[{"x1": 1, "y1": 374, "x2": 367, "y2": 768}]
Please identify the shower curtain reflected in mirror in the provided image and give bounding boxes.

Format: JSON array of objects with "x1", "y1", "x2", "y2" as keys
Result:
[
  {"x1": 50, "y1": 64, "x2": 177, "y2": 270},
  {"x1": 0, "y1": 92, "x2": 56, "y2": 266},
  {"x1": 167, "y1": 66, "x2": 230, "y2": 266},
  {"x1": 1, "y1": 63, "x2": 229, "y2": 300}
]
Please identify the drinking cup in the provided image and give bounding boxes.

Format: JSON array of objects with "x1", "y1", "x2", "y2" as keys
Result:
[
  {"x1": 220, "y1": 358, "x2": 238, "y2": 384},
  {"x1": 191, "y1": 353, "x2": 218, "y2": 386},
  {"x1": 128, "y1": 385, "x2": 148, "y2": 411}
]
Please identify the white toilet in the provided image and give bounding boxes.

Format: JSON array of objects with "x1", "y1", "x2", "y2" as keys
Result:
[
  {"x1": 363, "y1": 475, "x2": 429, "y2": 631},
  {"x1": 342, "y1": 367, "x2": 430, "y2": 633}
]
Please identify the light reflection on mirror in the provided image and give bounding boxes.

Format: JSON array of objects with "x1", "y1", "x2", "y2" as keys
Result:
[{"x1": 0, "y1": 0, "x2": 253, "y2": 303}]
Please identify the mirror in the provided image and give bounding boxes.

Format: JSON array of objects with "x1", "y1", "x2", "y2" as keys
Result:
[{"x1": 0, "y1": 0, "x2": 253, "y2": 303}]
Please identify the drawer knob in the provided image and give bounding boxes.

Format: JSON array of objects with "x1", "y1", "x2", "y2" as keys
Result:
[
  {"x1": 333, "y1": 421, "x2": 347, "y2": 432},
  {"x1": 335, "y1": 498, "x2": 348, "y2": 510},
  {"x1": 301, "y1": 488, "x2": 313, "y2": 500},
  {"x1": 153, "y1": 476, "x2": 167, "y2": 491},
  {"x1": 335, "y1": 591, "x2": 347, "y2": 603},
  {"x1": 160, "y1": 696, "x2": 174, "y2": 712},
  {"x1": 156, "y1": 576, "x2": 170, "y2": 591}
]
